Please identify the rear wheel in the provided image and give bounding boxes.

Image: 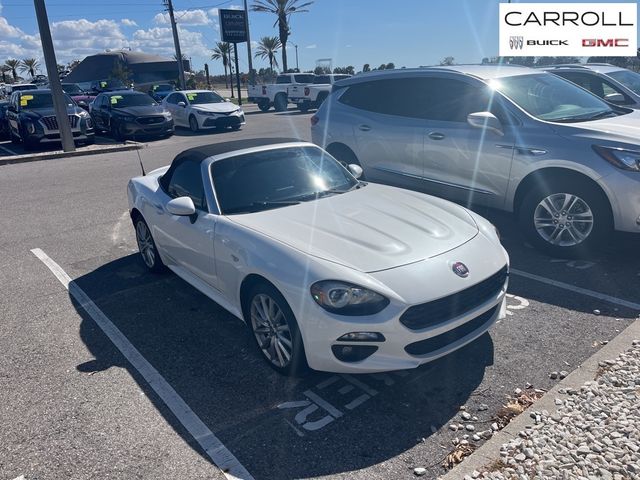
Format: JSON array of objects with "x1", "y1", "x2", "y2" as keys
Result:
[
  {"x1": 518, "y1": 179, "x2": 611, "y2": 258},
  {"x1": 189, "y1": 115, "x2": 199, "y2": 133},
  {"x1": 112, "y1": 122, "x2": 126, "y2": 141},
  {"x1": 134, "y1": 216, "x2": 165, "y2": 273},
  {"x1": 247, "y1": 282, "x2": 308, "y2": 376},
  {"x1": 274, "y1": 93, "x2": 287, "y2": 112}
]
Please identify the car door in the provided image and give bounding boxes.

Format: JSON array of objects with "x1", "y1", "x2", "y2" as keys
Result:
[
  {"x1": 7, "y1": 93, "x2": 19, "y2": 135},
  {"x1": 164, "y1": 93, "x2": 182, "y2": 126},
  {"x1": 152, "y1": 158, "x2": 217, "y2": 287},
  {"x1": 94, "y1": 95, "x2": 111, "y2": 130},
  {"x1": 419, "y1": 75, "x2": 516, "y2": 209},
  {"x1": 342, "y1": 78, "x2": 426, "y2": 190},
  {"x1": 171, "y1": 93, "x2": 189, "y2": 126}
]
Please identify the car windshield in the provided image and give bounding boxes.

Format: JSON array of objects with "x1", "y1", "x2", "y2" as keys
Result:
[
  {"x1": 62, "y1": 84, "x2": 82, "y2": 94},
  {"x1": 187, "y1": 91, "x2": 224, "y2": 105},
  {"x1": 154, "y1": 84, "x2": 173, "y2": 92},
  {"x1": 492, "y1": 73, "x2": 621, "y2": 123},
  {"x1": 109, "y1": 94, "x2": 157, "y2": 107},
  {"x1": 20, "y1": 93, "x2": 74, "y2": 109},
  {"x1": 211, "y1": 146, "x2": 359, "y2": 214},
  {"x1": 607, "y1": 69, "x2": 640, "y2": 96}
]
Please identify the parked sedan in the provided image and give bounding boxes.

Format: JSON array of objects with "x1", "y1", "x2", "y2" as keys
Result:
[
  {"x1": 6, "y1": 89, "x2": 94, "y2": 150},
  {"x1": 61, "y1": 83, "x2": 96, "y2": 111},
  {"x1": 0, "y1": 100, "x2": 10, "y2": 139},
  {"x1": 128, "y1": 139, "x2": 509, "y2": 375},
  {"x1": 162, "y1": 90, "x2": 245, "y2": 132},
  {"x1": 148, "y1": 83, "x2": 175, "y2": 101},
  {"x1": 91, "y1": 90, "x2": 173, "y2": 140}
]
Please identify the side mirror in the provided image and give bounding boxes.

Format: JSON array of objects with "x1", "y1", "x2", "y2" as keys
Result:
[
  {"x1": 467, "y1": 111, "x2": 504, "y2": 136},
  {"x1": 166, "y1": 197, "x2": 196, "y2": 216},
  {"x1": 348, "y1": 164, "x2": 363, "y2": 179},
  {"x1": 225, "y1": 98, "x2": 231, "y2": 102},
  {"x1": 177, "y1": 101, "x2": 186, "y2": 107},
  {"x1": 604, "y1": 92, "x2": 625, "y2": 104}
]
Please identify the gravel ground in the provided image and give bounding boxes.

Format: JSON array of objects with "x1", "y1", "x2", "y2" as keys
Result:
[{"x1": 470, "y1": 340, "x2": 640, "y2": 480}]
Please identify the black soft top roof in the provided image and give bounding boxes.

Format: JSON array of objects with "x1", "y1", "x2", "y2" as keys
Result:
[
  {"x1": 173, "y1": 138, "x2": 308, "y2": 164},
  {"x1": 159, "y1": 138, "x2": 308, "y2": 190}
]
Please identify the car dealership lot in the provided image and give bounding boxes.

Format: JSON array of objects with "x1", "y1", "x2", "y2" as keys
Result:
[{"x1": 1, "y1": 108, "x2": 638, "y2": 480}]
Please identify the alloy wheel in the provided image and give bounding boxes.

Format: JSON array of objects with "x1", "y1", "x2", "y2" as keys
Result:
[
  {"x1": 135, "y1": 220, "x2": 156, "y2": 268},
  {"x1": 533, "y1": 193, "x2": 594, "y2": 247},
  {"x1": 250, "y1": 294, "x2": 293, "y2": 368}
]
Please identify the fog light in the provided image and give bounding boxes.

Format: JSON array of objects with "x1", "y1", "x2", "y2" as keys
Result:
[
  {"x1": 26, "y1": 122, "x2": 35, "y2": 134},
  {"x1": 331, "y1": 344, "x2": 378, "y2": 362},
  {"x1": 337, "y1": 332, "x2": 385, "y2": 342}
]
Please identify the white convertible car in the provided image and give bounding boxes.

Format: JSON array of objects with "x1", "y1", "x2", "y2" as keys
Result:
[{"x1": 127, "y1": 139, "x2": 509, "y2": 375}]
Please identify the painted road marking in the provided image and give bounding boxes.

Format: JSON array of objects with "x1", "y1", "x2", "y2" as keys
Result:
[
  {"x1": 505, "y1": 293, "x2": 530, "y2": 316},
  {"x1": 511, "y1": 268, "x2": 640, "y2": 312},
  {"x1": 31, "y1": 248, "x2": 254, "y2": 480}
]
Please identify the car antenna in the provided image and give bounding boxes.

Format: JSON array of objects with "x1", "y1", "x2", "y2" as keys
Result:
[{"x1": 136, "y1": 148, "x2": 146, "y2": 176}]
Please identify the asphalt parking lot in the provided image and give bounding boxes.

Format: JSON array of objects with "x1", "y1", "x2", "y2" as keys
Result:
[{"x1": 1, "y1": 106, "x2": 638, "y2": 480}]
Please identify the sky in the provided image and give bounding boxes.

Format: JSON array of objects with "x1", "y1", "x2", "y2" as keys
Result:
[{"x1": 0, "y1": 0, "x2": 638, "y2": 77}]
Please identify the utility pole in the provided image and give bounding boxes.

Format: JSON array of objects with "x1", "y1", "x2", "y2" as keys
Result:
[
  {"x1": 34, "y1": 0, "x2": 74, "y2": 152},
  {"x1": 294, "y1": 44, "x2": 299, "y2": 71},
  {"x1": 164, "y1": 0, "x2": 186, "y2": 89},
  {"x1": 243, "y1": 0, "x2": 254, "y2": 83}
]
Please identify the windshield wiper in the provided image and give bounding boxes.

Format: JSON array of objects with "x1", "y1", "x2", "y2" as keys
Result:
[
  {"x1": 584, "y1": 110, "x2": 617, "y2": 120},
  {"x1": 550, "y1": 110, "x2": 617, "y2": 123},
  {"x1": 224, "y1": 200, "x2": 300, "y2": 214},
  {"x1": 288, "y1": 183, "x2": 363, "y2": 202}
]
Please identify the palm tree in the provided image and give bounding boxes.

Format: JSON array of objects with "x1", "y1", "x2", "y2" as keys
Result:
[
  {"x1": 5, "y1": 59, "x2": 20, "y2": 81},
  {"x1": 20, "y1": 58, "x2": 40, "y2": 79},
  {"x1": 0, "y1": 65, "x2": 10, "y2": 83},
  {"x1": 211, "y1": 42, "x2": 232, "y2": 88},
  {"x1": 254, "y1": 36, "x2": 281, "y2": 73},
  {"x1": 251, "y1": 0, "x2": 313, "y2": 72}
]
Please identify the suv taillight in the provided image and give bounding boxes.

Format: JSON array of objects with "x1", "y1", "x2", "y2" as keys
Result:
[
  {"x1": 304, "y1": 87, "x2": 310, "y2": 96},
  {"x1": 310, "y1": 115, "x2": 319, "y2": 126}
]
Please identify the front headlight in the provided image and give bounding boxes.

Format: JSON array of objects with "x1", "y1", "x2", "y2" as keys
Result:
[
  {"x1": 593, "y1": 145, "x2": 640, "y2": 172},
  {"x1": 195, "y1": 109, "x2": 216, "y2": 116},
  {"x1": 310, "y1": 281, "x2": 389, "y2": 316}
]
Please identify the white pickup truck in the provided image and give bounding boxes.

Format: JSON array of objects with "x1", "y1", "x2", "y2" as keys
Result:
[
  {"x1": 247, "y1": 73, "x2": 316, "y2": 112},
  {"x1": 287, "y1": 74, "x2": 351, "y2": 112}
]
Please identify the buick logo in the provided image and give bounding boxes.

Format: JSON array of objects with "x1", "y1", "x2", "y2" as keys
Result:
[
  {"x1": 452, "y1": 262, "x2": 470, "y2": 278},
  {"x1": 509, "y1": 36, "x2": 524, "y2": 50}
]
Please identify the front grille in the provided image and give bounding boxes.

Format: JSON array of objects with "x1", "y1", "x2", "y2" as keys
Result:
[
  {"x1": 41, "y1": 115, "x2": 78, "y2": 130},
  {"x1": 137, "y1": 116, "x2": 165, "y2": 125},
  {"x1": 404, "y1": 305, "x2": 498, "y2": 356},
  {"x1": 399, "y1": 266, "x2": 508, "y2": 331}
]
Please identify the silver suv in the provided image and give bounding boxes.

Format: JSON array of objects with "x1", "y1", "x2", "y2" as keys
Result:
[
  {"x1": 311, "y1": 65, "x2": 640, "y2": 257},
  {"x1": 543, "y1": 64, "x2": 640, "y2": 109}
]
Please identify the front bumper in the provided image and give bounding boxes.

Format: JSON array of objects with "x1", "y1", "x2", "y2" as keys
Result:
[
  {"x1": 199, "y1": 112, "x2": 245, "y2": 129},
  {"x1": 289, "y1": 97, "x2": 310, "y2": 104},
  {"x1": 120, "y1": 118, "x2": 174, "y2": 137},
  {"x1": 298, "y1": 236, "x2": 509, "y2": 374},
  {"x1": 599, "y1": 168, "x2": 640, "y2": 233}
]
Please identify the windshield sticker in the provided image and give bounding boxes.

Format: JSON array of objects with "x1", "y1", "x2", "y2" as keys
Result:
[
  {"x1": 110, "y1": 95, "x2": 123, "y2": 105},
  {"x1": 20, "y1": 95, "x2": 34, "y2": 106},
  {"x1": 100, "y1": 81, "x2": 107, "y2": 88},
  {"x1": 186, "y1": 93, "x2": 197, "y2": 101}
]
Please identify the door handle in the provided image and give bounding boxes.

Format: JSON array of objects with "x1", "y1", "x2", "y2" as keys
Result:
[
  {"x1": 428, "y1": 132, "x2": 445, "y2": 140},
  {"x1": 358, "y1": 124, "x2": 372, "y2": 132}
]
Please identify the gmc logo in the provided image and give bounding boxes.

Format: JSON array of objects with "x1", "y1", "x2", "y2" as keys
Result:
[{"x1": 582, "y1": 38, "x2": 629, "y2": 47}]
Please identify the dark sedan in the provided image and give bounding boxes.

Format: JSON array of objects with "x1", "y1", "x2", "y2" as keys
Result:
[
  {"x1": 0, "y1": 100, "x2": 9, "y2": 139},
  {"x1": 91, "y1": 90, "x2": 174, "y2": 140},
  {"x1": 61, "y1": 83, "x2": 95, "y2": 111},
  {"x1": 148, "y1": 83, "x2": 175, "y2": 101},
  {"x1": 5, "y1": 89, "x2": 94, "y2": 150}
]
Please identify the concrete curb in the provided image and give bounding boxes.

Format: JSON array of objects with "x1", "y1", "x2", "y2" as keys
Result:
[
  {"x1": 0, "y1": 141, "x2": 145, "y2": 166},
  {"x1": 440, "y1": 316, "x2": 640, "y2": 479}
]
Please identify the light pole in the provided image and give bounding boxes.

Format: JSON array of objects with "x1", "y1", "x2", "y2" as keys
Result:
[{"x1": 291, "y1": 43, "x2": 299, "y2": 72}]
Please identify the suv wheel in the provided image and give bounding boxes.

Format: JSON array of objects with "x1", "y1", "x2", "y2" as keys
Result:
[
  {"x1": 257, "y1": 100, "x2": 270, "y2": 112},
  {"x1": 518, "y1": 180, "x2": 611, "y2": 258},
  {"x1": 274, "y1": 93, "x2": 287, "y2": 112}
]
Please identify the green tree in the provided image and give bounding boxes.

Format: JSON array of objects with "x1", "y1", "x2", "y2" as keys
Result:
[
  {"x1": 362, "y1": 63, "x2": 370, "y2": 72},
  {"x1": 0, "y1": 64, "x2": 10, "y2": 83},
  {"x1": 67, "y1": 59, "x2": 81, "y2": 71},
  {"x1": 20, "y1": 58, "x2": 40, "y2": 79},
  {"x1": 251, "y1": 0, "x2": 313, "y2": 72},
  {"x1": 385, "y1": 62, "x2": 395, "y2": 69},
  {"x1": 254, "y1": 36, "x2": 281, "y2": 73},
  {"x1": 211, "y1": 42, "x2": 232, "y2": 88},
  {"x1": 439, "y1": 56, "x2": 455, "y2": 66},
  {"x1": 5, "y1": 59, "x2": 20, "y2": 81}
]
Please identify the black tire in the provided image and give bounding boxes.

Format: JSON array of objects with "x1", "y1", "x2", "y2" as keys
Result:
[
  {"x1": 231, "y1": 125, "x2": 241, "y2": 131},
  {"x1": 274, "y1": 93, "x2": 288, "y2": 112},
  {"x1": 189, "y1": 115, "x2": 199, "y2": 133},
  {"x1": 258, "y1": 100, "x2": 270, "y2": 112},
  {"x1": 298, "y1": 102, "x2": 310, "y2": 113},
  {"x1": 245, "y1": 282, "x2": 308, "y2": 376},
  {"x1": 327, "y1": 145, "x2": 365, "y2": 180},
  {"x1": 518, "y1": 178, "x2": 611, "y2": 258},
  {"x1": 133, "y1": 216, "x2": 166, "y2": 273},
  {"x1": 112, "y1": 121, "x2": 126, "y2": 141}
]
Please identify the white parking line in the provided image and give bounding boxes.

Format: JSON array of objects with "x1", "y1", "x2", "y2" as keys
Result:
[
  {"x1": 30, "y1": 248, "x2": 254, "y2": 480},
  {"x1": 511, "y1": 268, "x2": 640, "y2": 311}
]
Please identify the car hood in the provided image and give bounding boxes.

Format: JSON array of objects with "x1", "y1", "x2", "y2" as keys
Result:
[
  {"x1": 228, "y1": 183, "x2": 479, "y2": 273},
  {"x1": 191, "y1": 103, "x2": 240, "y2": 114},
  {"x1": 554, "y1": 110, "x2": 640, "y2": 147},
  {"x1": 113, "y1": 105, "x2": 165, "y2": 116}
]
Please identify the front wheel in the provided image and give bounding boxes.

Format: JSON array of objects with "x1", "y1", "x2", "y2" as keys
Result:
[
  {"x1": 189, "y1": 115, "x2": 199, "y2": 133},
  {"x1": 274, "y1": 94, "x2": 287, "y2": 112},
  {"x1": 257, "y1": 100, "x2": 270, "y2": 112},
  {"x1": 518, "y1": 180, "x2": 611, "y2": 258},
  {"x1": 134, "y1": 216, "x2": 165, "y2": 273},
  {"x1": 247, "y1": 283, "x2": 308, "y2": 376}
]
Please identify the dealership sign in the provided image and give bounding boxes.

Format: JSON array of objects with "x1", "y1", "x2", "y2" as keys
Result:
[
  {"x1": 219, "y1": 9, "x2": 248, "y2": 43},
  {"x1": 499, "y1": 3, "x2": 637, "y2": 56}
]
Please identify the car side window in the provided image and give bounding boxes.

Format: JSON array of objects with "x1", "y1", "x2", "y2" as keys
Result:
[
  {"x1": 166, "y1": 93, "x2": 177, "y2": 105},
  {"x1": 164, "y1": 161, "x2": 208, "y2": 211},
  {"x1": 338, "y1": 78, "x2": 427, "y2": 118},
  {"x1": 419, "y1": 78, "x2": 502, "y2": 123}
]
